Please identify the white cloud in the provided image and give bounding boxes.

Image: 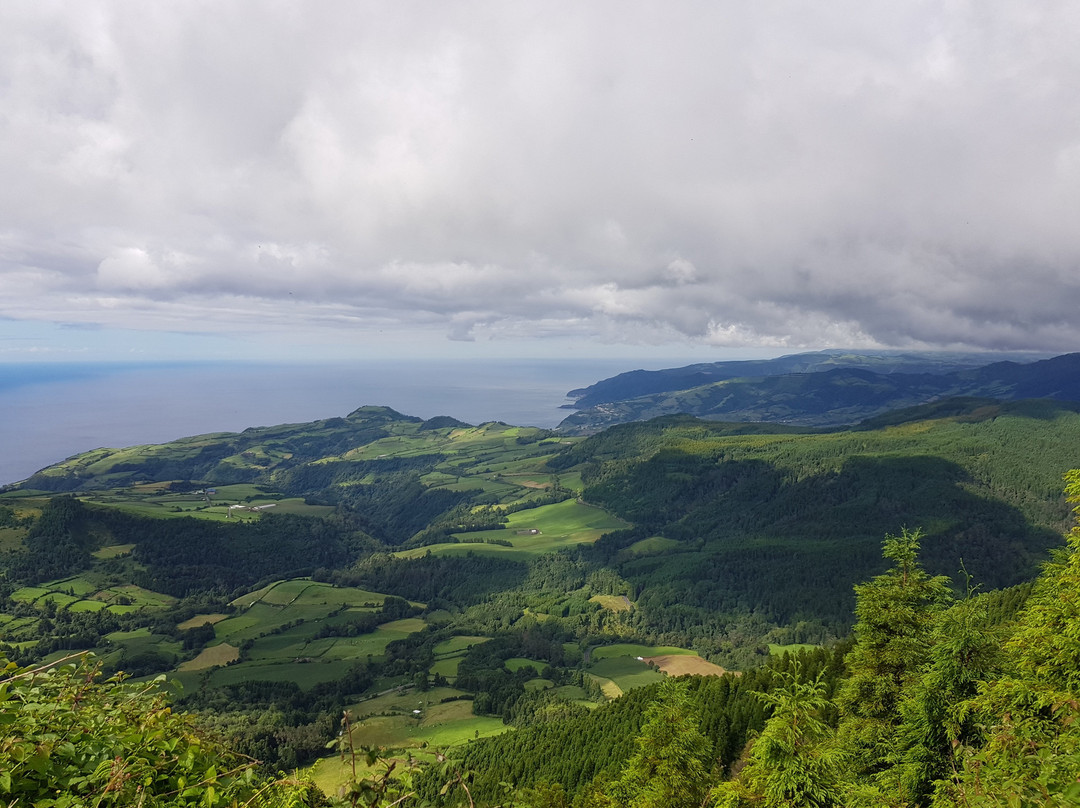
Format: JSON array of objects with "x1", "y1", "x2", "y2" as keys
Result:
[{"x1": 1, "y1": 1, "x2": 1079, "y2": 357}]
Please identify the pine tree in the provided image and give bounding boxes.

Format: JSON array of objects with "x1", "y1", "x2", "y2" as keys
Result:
[
  {"x1": 713, "y1": 667, "x2": 846, "y2": 808},
  {"x1": 835, "y1": 528, "x2": 952, "y2": 795},
  {"x1": 939, "y1": 472, "x2": 1080, "y2": 806},
  {"x1": 894, "y1": 588, "x2": 1002, "y2": 804},
  {"x1": 599, "y1": 678, "x2": 713, "y2": 808}
]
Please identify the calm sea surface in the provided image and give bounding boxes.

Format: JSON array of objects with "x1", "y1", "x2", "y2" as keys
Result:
[{"x1": 0, "y1": 359, "x2": 665, "y2": 485}]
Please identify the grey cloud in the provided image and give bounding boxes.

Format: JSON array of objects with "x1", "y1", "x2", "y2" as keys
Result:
[{"x1": 1, "y1": 2, "x2": 1079, "y2": 354}]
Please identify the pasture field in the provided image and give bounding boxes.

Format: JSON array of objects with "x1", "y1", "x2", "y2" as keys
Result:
[
  {"x1": 587, "y1": 656, "x2": 666, "y2": 692},
  {"x1": 8, "y1": 576, "x2": 176, "y2": 617},
  {"x1": 178, "y1": 643, "x2": 240, "y2": 671},
  {"x1": 75, "y1": 486, "x2": 332, "y2": 522},
  {"x1": 348, "y1": 685, "x2": 465, "y2": 719},
  {"x1": 426, "y1": 635, "x2": 494, "y2": 683},
  {"x1": 586, "y1": 674, "x2": 624, "y2": 699},
  {"x1": 176, "y1": 613, "x2": 229, "y2": 630},
  {"x1": 309, "y1": 685, "x2": 508, "y2": 797},
  {"x1": 433, "y1": 636, "x2": 490, "y2": 656},
  {"x1": 590, "y1": 643, "x2": 694, "y2": 661},
  {"x1": 394, "y1": 499, "x2": 627, "y2": 560},
  {"x1": 91, "y1": 543, "x2": 135, "y2": 559},
  {"x1": 643, "y1": 654, "x2": 728, "y2": 677},
  {"x1": 103, "y1": 627, "x2": 183, "y2": 666},
  {"x1": 231, "y1": 579, "x2": 394, "y2": 610},
  {"x1": 505, "y1": 657, "x2": 546, "y2": 674},
  {"x1": 429, "y1": 657, "x2": 462, "y2": 680},
  {"x1": 204, "y1": 657, "x2": 362, "y2": 690},
  {"x1": 623, "y1": 536, "x2": 682, "y2": 556},
  {"x1": 9, "y1": 586, "x2": 49, "y2": 603},
  {"x1": 173, "y1": 579, "x2": 434, "y2": 694},
  {"x1": 589, "y1": 594, "x2": 632, "y2": 612}
]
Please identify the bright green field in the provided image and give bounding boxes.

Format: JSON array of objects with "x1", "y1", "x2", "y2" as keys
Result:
[
  {"x1": 429, "y1": 657, "x2": 462, "y2": 679},
  {"x1": 231, "y1": 580, "x2": 394, "y2": 610},
  {"x1": 394, "y1": 499, "x2": 627, "y2": 559},
  {"x1": 587, "y1": 657, "x2": 666, "y2": 692},
  {"x1": 590, "y1": 643, "x2": 694, "y2": 660},
  {"x1": 505, "y1": 657, "x2": 546, "y2": 674},
  {"x1": 9, "y1": 577, "x2": 176, "y2": 613},
  {"x1": 624, "y1": 536, "x2": 682, "y2": 556},
  {"x1": 205, "y1": 657, "x2": 362, "y2": 689},
  {"x1": 309, "y1": 701, "x2": 507, "y2": 796}
]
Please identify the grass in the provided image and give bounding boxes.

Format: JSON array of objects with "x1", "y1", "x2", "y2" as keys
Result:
[
  {"x1": 429, "y1": 657, "x2": 462, "y2": 679},
  {"x1": 178, "y1": 643, "x2": 240, "y2": 671},
  {"x1": 309, "y1": 700, "x2": 509, "y2": 798},
  {"x1": 207, "y1": 658, "x2": 362, "y2": 690},
  {"x1": 92, "y1": 543, "x2": 135, "y2": 559},
  {"x1": 644, "y1": 654, "x2": 728, "y2": 677},
  {"x1": 9, "y1": 577, "x2": 176, "y2": 613},
  {"x1": 587, "y1": 657, "x2": 666, "y2": 692},
  {"x1": 623, "y1": 536, "x2": 681, "y2": 556},
  {"x1": 586, "y1": 674, "x2": 623, "y2": 700},
  {"x1": 10, "y1": 586, "x2": 49, "y2": 603},
  {"x1": 176, "y1": 613, "x2": 230, "y2": 630},
  {"x1": 0, "y1": 527, "x2": 27, "y2": 552},
  {"x1": 231, "y1": 580, "x2": 392, "y2": 610},
  {"x1": 589, "y1": 594, "x2": 632, "y2": 612},
  {"x1": 433, "y1": 636, "x2": 490, "y2": 656},
  {"x1": 590, "y1": 643, "x2": 693, "y2": 661},
  {"x1": 505, "y1": 658, "x2": 546, "y2": 674},
  {"x1": 394, "y1": 499, "x2": 628, "y2": 560}
]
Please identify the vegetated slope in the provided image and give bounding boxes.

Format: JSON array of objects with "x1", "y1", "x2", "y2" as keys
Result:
[
  {"x1": 10, "y1": 406, "x2": 575, "y2": 546},
  {"x1": 551, "y1": 399, "x2": 1080, "y2": 646},
  {"x1": 414, "y1": 652, "x2": 841, "y2": 804},
  {"x1": 565, "y1": 349, "x2": 1029, "y2": 409},
  {"x1": 558, "y1": 351, "x2": 1080, "y2": 433}
]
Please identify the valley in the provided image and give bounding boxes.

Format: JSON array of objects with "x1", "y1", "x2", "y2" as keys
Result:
[{"x1": 4, "y1": 352, "x2": 1080, "y2": 805}]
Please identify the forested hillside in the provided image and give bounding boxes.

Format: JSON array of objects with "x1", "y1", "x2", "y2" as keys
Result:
[
  {"x1": 3, "y1": 392, "x2": 1080, "y2": 804},
  {"x1": 554, "y1": 399, "x2": 1080, "y2": 650},
  {"x1": 559, "y1": 351, "x2": 1080, "y2": 432}
]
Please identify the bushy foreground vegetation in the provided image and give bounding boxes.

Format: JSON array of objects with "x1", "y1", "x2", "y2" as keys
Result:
[{"x1": 0, "y1": 653, "x2": 325, "y2": 807}]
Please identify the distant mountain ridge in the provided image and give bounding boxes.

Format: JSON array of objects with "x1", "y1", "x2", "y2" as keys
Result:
[{"x1": 558, "y1": 351, "x2": 1078, "y2": 433}]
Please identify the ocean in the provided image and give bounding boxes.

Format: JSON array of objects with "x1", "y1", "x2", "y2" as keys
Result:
[{"x1": 0, "y1": 358, "x2": 665, "y2": 485}]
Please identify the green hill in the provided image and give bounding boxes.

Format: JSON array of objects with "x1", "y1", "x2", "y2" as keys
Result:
[
  {"x1": 5, "y1": 392, "x2": 1080, "y2": 802},
  {"x1": 559, "y1": 351, "x2": 1080, "y2": 432}
]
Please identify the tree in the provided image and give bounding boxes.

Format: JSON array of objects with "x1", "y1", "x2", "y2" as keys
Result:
[
  {"x1": 714, "y1": 666, "x2": 845, "y2": 808},
  {"x1": 600, "y1": 678, "x2": 713, "y2": 808},
  {"x1": 893, "y1": 581, "x2": 1002, "y2": 804},
  {"x1": 835, "y1": 528, "x2": 952, "y2": 790},
  {"x1": 938, "y1": 471, "x2": 1080, "y2": 806},
  {"x1": 0, "y1": 652, "x2": 323, "y2": 807}
]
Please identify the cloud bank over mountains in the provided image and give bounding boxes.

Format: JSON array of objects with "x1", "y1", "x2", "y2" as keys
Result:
[{"x1": 2, "y1": 2, "x2": 1079, "y2": 357}]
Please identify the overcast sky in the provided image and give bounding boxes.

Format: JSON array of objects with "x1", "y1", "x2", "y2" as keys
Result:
[{"x1": 2, "y1": 1, "x2": 1079, "y2": 362}]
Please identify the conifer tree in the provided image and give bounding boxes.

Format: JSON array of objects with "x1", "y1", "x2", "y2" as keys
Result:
[
  {"x1": 835, "y1": 528, "x2": 952, "y2": 794},
  {"x1": 713, "y1": 667, "x2": 846, "y2": 808},
  {"x1": 598, "y1": 678, "x2": 712, "y2": 808},
  {"x1": 894, "y1": 587, "x2": 1002, "y2": 804},
  {"x1": 939, "y1": 471, "x2": 1080, "y2": 806}
]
